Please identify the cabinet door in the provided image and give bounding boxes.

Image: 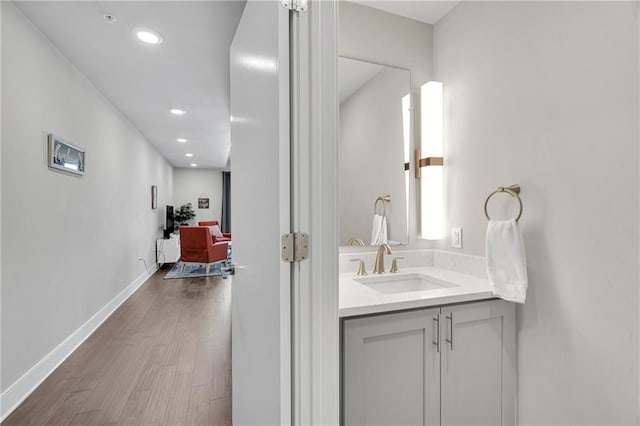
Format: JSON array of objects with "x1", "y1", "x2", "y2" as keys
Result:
[
  {"x1": 343, "y1": 308, "x2": 440, "y2": 426},
  {"x1": 441, "y1": 300, "x2": 515, "y2": 426}
]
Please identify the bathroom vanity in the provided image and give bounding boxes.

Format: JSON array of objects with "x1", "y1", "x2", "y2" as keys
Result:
[
  {"x1": 337, "y1": 4, "x2": 516, "y2": 422},
  {"x1": 340, "y1": 251, "x2": 515, "y2": 425}
]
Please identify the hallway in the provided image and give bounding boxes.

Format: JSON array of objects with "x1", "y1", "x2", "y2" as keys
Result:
[{"x1": 2, "y1": 271, "x2": 231, "y2": 426}]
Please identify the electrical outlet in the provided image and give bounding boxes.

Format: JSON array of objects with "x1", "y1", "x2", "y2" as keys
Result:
[{"x1": 451, "y1": 227, "x2": 462, "y2": 249}]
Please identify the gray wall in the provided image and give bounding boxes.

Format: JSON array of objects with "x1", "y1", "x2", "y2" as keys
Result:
[
  {"x1": 1, "y1": 3, "x2": 174, "y2": 391},
  {"x1": 339, "y1": 67, "x2": 409, "y2": 245},
  {"x1": 434, "y1": 2, "x2": 639, "y2": 423},
  {"x1": 173, "y1": 168, "x2": 223, "y2": 226},
  {"x1": 339, "y1": 1, "x2": 433, "y2": 249}
]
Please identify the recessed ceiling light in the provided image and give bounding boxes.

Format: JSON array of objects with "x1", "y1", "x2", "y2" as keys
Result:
[
  {"x1": 176, "y1": 138, "x2": 187, "y2": 143},
  {"x1": 170, "y1": 108, "x2": 186, "y2": 115},
  {"x1": 135, "y1": 28, "x2": 163, "y2": 45},
  {"x1": 185, "y1": 153, "x2": 193, "y2": 157},
  {"x1": 190, "y1": 163, "x2": 197, "y2": 167}
]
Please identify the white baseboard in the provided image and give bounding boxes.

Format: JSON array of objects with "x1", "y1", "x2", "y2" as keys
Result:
[{"x1": 0, "y1": 264, "x2": 159, "y2": 421}]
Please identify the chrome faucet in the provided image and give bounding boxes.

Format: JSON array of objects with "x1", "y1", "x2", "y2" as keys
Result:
[{"x1": 373, "y1": 243, "x2": 392, "y2": 274}]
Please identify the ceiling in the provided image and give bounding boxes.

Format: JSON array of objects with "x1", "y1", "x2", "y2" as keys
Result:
[
  {"x1": 351, "y1": 1, "x2": 459, "y2": 24},
  {"x1": 15, "y1": 1, "x2": 456, "y2": 170},
  {"x1": 15, "y1": 1, "x2": 246, "y2": 169}
]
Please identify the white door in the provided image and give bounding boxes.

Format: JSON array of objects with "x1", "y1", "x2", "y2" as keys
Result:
[{"x1": 230, "y1": 1, "x2": 291, "y2": 424}]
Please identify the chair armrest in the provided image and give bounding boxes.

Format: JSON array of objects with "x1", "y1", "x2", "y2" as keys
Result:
[
  {"x1": 207, "y1": 242, "x2": 229, "y2": 262},
  {"x1": 223, "y1": 233, "x2": 231, "y2": 239}
]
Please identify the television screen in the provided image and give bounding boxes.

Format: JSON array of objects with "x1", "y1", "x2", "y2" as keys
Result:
[{"x1": 164, "y1": 205, "x2": 174, "y2": 239}]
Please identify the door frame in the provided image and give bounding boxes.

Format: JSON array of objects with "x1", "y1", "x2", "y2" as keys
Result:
[{"x1": 290, "y1": 0, "x2": 340, "y2": 424}]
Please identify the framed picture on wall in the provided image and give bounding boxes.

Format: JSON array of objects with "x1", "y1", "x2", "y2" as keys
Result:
[
  {"x1": 198, "y1": 198, "x2": 209, "y2": 209},
  {"x1": 48, "y1": 134, "x2": 85, "y2": 176},
  {"x1": 151, "y1": 185, "x2": 158, "y2": 209}
]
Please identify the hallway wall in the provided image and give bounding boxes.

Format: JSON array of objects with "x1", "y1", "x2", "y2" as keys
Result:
[
  {"x1": 1, "y1": 2, "x2": 174, "y2": 413},
  {"x1": 173, "y1": 168, "x2": 223, "y2": 225}
]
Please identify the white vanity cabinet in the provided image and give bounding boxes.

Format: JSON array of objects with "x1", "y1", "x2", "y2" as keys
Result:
[{"x1": 342, "y1": 299, "x2": 515, "y2": 426}]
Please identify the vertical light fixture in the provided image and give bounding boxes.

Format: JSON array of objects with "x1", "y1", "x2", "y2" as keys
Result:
[
  {"x1": 418, "y1": 81, "x2": 444, "y2": 240},
  {"x1": 402, "y1": 94, "x2": 411, "y2": 165},
  {"x1": 402, "y1": 93, "x2": 411, "y2": 230}
]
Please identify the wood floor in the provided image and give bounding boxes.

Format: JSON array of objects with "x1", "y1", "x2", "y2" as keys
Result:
[{"x1": 2, "y1": 269, "x2": 232, "y2": 426}]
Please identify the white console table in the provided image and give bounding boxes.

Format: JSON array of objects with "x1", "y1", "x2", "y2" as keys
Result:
[{"x1": 156, "y1": 237, "x2": 180, "y2": 264}]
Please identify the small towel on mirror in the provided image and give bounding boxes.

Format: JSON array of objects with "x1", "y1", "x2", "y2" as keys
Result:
[
  {"x1": 370, "y1": 214, "x2": 388, "y2": 245},
  {"x1": 486, "y1": 219, "x2": 528, "y2": 303}
]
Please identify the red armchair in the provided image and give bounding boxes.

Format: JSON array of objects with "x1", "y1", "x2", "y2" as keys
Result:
[
  {"x1": 179, "y1": 226, "x2": 229, "y2": 273},
  {"x1": 198, "y1": 220, "x2": 231, "y2": 242}
]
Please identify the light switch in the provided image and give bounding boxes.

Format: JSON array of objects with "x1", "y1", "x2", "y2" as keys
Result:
[{"x1": 451, "y1": 227, "x2": 462, "y2": 249}]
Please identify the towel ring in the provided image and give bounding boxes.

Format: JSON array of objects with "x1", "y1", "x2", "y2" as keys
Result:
[
  {"x1": 374, "y1": 195, "x2": 391, "y2": 217},
  {"x1": 484, "y1": 185, "x2": 523, "y2": 222}
]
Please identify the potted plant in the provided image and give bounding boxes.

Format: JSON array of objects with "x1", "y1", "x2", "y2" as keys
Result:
[{"x1": 174, "y1": 203, "x2": 196, "y2": 229}]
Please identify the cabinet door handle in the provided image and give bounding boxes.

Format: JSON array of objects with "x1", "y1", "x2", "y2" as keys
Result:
[
  {"x1": 445, "y1": 313, "x2": 454, "y2": 350},
  {"x1": 432, "y1": 316, "x2": 440, "y2": 352}
]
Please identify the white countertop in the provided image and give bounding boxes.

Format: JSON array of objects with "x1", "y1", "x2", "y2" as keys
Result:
[{"x1": 339, "y1": 266, "x2": 495, "y2": 318}]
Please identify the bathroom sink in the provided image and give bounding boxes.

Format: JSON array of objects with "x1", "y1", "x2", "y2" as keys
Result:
[{"x1": 354, "y1": 273, "x2": 457, "y2": 294}]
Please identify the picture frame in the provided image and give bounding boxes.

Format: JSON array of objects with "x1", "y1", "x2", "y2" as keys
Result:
[
  {"x1": 151, "y1": 185, "x2": 158, "y2": 209},
  {"x1": 48, "y1": 134, "x2": 85, "y2": 176},
  {"x1": 198, "y1": 197, "x2": 210, "y2": 209}
]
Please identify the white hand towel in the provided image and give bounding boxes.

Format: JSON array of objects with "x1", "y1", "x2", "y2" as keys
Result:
[
  {"x1": 486, "y1": 219, "x2": 528, "y2": 303},
  {"x1": 370, "y1": 214, "x2": 388, "y2": 245}
]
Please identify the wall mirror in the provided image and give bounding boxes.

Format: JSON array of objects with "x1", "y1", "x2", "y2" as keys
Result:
[{"x1": 339, "y1": 56, "x2": 411, "y2": 247}]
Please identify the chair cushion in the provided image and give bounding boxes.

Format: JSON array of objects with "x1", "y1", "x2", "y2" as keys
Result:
[{"x1": 208, "y1": 225, "x2": 224, "y2": 238}]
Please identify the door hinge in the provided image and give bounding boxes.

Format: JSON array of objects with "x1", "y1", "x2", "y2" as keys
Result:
[
  {"x1": 280, "y1": 0, "x2": 307, "y2": 12},
  {"x1": 281, "y1": 232, "x2": 310, "y2": 263}
]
